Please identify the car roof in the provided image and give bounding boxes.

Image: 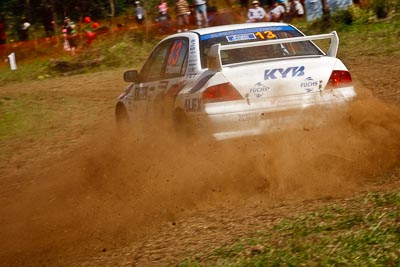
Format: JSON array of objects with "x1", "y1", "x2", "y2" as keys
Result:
[{"x1": 189, "y1": 22, "x2": 293, "y2": 35}]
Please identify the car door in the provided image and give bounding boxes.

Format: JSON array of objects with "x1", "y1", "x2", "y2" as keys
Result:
[{"x1": 135, "y1": 37, "x2": 189, "y2": 121}]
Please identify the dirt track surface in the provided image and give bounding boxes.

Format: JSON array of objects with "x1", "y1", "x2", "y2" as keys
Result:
[{"x1": 0, "y1": 54, "x2": 400, "y2": 267}]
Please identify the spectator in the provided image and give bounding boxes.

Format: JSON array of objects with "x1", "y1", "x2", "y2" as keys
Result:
[
  {"x1": 288, "y1": 0, "x2": 304, "y2": 21},
  {"x1": 176, "y1": 0, "x2": 190, "y2": 32},
  {"x1": 266, "y1": 0, "x2": 286, "y2": 22},
  {"x1": 194, "y1": 0, "x2": 208, "y2": 27},
  {"x1": 278, "y1": 0, "x2": 287, "y2": 10},
  {"x1": 83, "y1": 16, "x2": 99, "y2": 47},
  {"x1": 156, "y1": 0, "x2": 169, "y2": 21},
  {"x1": 44, "y1": 20, "x2": 55, "y2": 38},
  {"x1": 62, "y1": 17, "x2": 77, "y2": 55},
  {"x1": 247, "y1": 0, "x2": 267, "y2": 22},
  {"x1": 42, "y1": 13, "x2": 55, "y2": 39},
  {"x1": 19, "y1": 18, "x2": 30, "y2": 41},
  {"x1": 134, "y1": 1, "x2": 145, "y2": 26}
]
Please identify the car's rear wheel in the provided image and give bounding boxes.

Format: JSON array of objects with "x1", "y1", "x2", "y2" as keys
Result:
[{"x1": 173, "y1": 109, "x2": 194, "y2": 138}]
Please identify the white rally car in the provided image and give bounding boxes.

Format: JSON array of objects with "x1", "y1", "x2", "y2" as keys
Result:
[{"x1": 116, "y1": 23, "x2": 356, "y2": 140}]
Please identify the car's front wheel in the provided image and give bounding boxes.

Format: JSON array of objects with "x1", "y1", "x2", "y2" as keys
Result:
[{"x1": 115, "y1": 103, "x2": 130, "y2": 133}]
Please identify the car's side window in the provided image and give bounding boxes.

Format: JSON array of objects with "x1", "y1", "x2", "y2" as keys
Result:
[
  {"x1": 139, "y1": 41, "x2": 171, "y2": 82},
  {"x1": 139, "y1": 38, "x2": 188, "y2": 83},
  {"x1": 164, "y1": 39, "x2": 188, "y2": 79}
]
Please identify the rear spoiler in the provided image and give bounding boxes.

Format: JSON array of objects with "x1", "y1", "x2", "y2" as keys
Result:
[{"x1": 207, "y1": 31, "x2": 339, "y2": 71}]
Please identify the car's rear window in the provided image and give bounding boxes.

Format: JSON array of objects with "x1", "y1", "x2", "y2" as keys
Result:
[{"x1": 199, "y1": 25, "x2": 323, "y2": 68}]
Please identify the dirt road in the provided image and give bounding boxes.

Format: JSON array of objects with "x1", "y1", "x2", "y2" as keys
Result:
[{"x1": 0, "y1": 54, "x2": 399, "y2": 267}]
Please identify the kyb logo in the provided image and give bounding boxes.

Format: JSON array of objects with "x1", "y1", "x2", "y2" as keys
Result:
[
  {"x1": 264, "y1": 66, "x2": 305, "y2": 80},
  {"x1": 301, "y1": 77, "x2": 319, "y2": 92}
]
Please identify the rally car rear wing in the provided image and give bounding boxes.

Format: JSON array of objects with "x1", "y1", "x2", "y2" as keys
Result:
[{"x1": 207, "y1": 31, "x2": 339, "y2": 72}]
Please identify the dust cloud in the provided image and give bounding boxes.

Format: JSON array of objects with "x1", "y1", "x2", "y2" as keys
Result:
[
  {"x1": 1, "y1": 83, "x2": 400, "y2": 264},
  {"x1": 65, "y1": 82, "x2": 400, "y2": 232}
]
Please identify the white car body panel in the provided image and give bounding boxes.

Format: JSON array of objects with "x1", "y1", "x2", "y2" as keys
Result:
[{"x1": 116, "y1": 23, "x2": 356, "y2": 140}]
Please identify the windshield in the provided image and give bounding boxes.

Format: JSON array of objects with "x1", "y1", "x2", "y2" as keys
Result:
[{"x1": 200, "y1": 25, "x2": 323, "y2": 68}]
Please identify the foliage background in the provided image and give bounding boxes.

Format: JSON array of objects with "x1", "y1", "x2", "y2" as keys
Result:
[{"x1": 0, "y1": 0, "x2": 398, "y2": 85}]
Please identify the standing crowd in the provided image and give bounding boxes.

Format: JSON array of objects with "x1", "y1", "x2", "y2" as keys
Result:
[
  {"x1": 132, "y1": 0, "x2": 304, "y2": 33},
  {"x1": 247, "y1": 0, "x2": 304, "y2": 23},
  {"x1": 133, "y1": 0, "x2": 210, "y2": 33},
  {"x1": 61, "y1": 16, "x2": 101, "y2": 55}
]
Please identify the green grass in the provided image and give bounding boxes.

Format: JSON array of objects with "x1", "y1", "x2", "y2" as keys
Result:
[
  {"x1": 292, "y1": 6, "x2": 400, "y2": 58},
  {"x1": 0, "y1": 59, "x2": 54, "y2": 86},
  {"x1": 0, "y1": 93, "x2": 56, "y2": 140},
  {"x1": 338, "y1": 18, "x2": 400, "y2": 57},
  {"x1": 178, "y1": 190, "x2": 400, "y2": 266},
  {"x1": 0, "y1": 31, "x2": 157, "y2": 85},
  {"x1": 0, "y1": 89, "x2": 101, "y2": 159}
]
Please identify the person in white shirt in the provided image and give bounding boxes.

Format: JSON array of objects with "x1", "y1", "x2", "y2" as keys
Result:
[
  {"x1": 194, "y1": 0, "x2": 208, "y2": 27},
  {"x1": 247, "y1": 0, "x2": 267, "y2": 22},
  {"x1": 266, "y1": 0, "x2": 286, "y2": 22},
  {"x1": 288, "y1": 0, "x2": 304, "y2": 20},
  {"x1": 134, "y1": 1, "x2": 145, "y2": 25}
]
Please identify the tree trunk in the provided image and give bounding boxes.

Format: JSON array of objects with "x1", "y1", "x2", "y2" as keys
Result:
[
  {"x1": 25, "y1": 0, "x2": 31, "y2": 17},
  {"x1": 51, "y1": 0, "x2": 59, "y2": 45}
]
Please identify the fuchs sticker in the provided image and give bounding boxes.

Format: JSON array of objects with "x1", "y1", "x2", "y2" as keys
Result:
[
  {"x1": 249, "y1": 82, "x2": 270, "y2": 98},
  {"x1": 264, "y1": 66, "x2": 305, "y2": 80},
  {"x1": 301, "y1": 77, "x2": 319, "y2": 93}
]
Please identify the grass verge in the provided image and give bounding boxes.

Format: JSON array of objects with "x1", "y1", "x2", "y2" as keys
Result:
[{"x1": 178, "y1": 181, "x2": 400, "y2": 266}]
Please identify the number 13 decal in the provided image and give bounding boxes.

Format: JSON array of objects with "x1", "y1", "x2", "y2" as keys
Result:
[
  {"x1": 168, "y1": 40, "x2": 183, "y2": 66},
  {"x1": 255, "y1": 31, "x2": 277, "y2": 40}
]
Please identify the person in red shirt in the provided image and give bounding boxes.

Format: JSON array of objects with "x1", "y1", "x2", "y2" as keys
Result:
[{"x1": 83, "y1": 16, "x2": 100, "y2": 47}]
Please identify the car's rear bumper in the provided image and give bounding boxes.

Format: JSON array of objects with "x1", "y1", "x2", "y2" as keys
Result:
[{"x1": 193, "y1": 86, "x2": 356, "y2": 140}]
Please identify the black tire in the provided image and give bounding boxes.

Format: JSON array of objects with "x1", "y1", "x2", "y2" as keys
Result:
[{"x1": 173, "y1": 109, "x2": 194, "y2": 138}]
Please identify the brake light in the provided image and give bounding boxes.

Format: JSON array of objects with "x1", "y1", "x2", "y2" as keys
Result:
[
  {"x1": 328, "y1": 70, "x2": 352, "y2": 88},
  {"x1": 202, "y1": 82, "x2": 243, "y2": 103}
]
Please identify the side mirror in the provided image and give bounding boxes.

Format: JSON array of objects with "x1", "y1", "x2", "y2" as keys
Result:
[{"x1": 123, "y1": 70, "x2": 139, "y2": 82}]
